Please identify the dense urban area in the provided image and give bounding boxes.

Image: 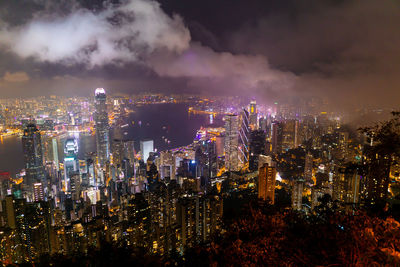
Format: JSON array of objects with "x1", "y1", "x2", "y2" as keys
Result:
[{"x1": 0, "y1": 91, "x2": 400, "y2": 265}]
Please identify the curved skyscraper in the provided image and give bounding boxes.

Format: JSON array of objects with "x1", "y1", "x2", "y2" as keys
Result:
[{"x1": 94, "y1": 88, "x2": 110, "y2": 166}]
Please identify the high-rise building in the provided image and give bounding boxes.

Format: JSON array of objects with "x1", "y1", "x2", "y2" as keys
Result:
[
  {"x1": 123, "y1": 140, "x2": 135, "y2": 165},
  {"x1": 94, "y1": 88, "x2": 110, "y2": 167},
  {"x1": 238, "y1": 109, "x2": 250, "y2": 168},
  {"x1": 292, "y1": 179, "x2": 304, "y2": 211},
  {"x1": 140, "y1": 140, "x2": 154, "y2": 162},
  {"x1": 51, "y1": 138, "x2": 59, "y2": 171},
  {"x1": 304, "y1": 152, "x2": 313, "y2": 182},
  {"x1": 333, "y1": 164, "x2": 360, "y2": 205},
  {"x1": 22, "y1": 124, "x2": 45, "y2": 194},
  {"x1": 112, "y1": 139, "x2": 124, "y2": 167},
  {"x1": 282, "y1": 120, "x2": 299, "y2": 151},
  {"x1": 33, "y1": 183, "x2": 44, "y2": 202},
  {"x1": 63, "y1": 138, "x2": 79, "y2": 192},
  {"x1": 271, "y1": 121, "x2": 283, "y2": 154},
  {"x1": 258, "y1": 163, "x2": 277, "y2": 204},
  {"x1": 249, "y1": 100, "x2": 258, "y2": 130},
  {"x1": 249, "y1": 130, "x2": 267, "y2": 171},
  {"x1": 224, "y1": 114, "x2": 240, "y2": 172}
]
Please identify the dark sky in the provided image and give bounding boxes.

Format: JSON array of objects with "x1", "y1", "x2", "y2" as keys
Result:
[{"x1": 0, "y1": 0, "x2": 399, "y2": 109}]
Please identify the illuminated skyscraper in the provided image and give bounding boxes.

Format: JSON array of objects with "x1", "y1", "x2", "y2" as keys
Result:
[
  {"x1": 304, "y1": 152, "x2": 313, "y2": 182},
  {"x1": 271, "y1": 121, "x2": 283, "y2": 154},
  {"x1": 22, "y1": 124, "x2": 45, "y2": 193},
  {"x1": 63, "y1": 138, "x2": 79, "y2": 192},
  {"x1": 140, "y1": 139, "x2": 154, "y2": 162},
  {"x1": 258, "y1": 163, "x2": 277, "y2": 204},
  {"x1": 51, "y1": 138, "x2": 59, "y2": 171},
  {"x1": 238, "y1": 109, "x2": 250, "y2": 168},
  {"x1": 282, "y1": 120, "x2": 299, "y2": 151},
  {"x1": 94, "y1": 88, "x2": 110, "y2": 166},
  {"x1": 224, "y1": 114, "x2": 240, "y2": 172},
  {"x1": 112, "y1": 139, "x2": 124, "y2": 167},
  {"x1": 33, "y1": 183, "x2": 44, "y2": 202},
  {"x1": 249, "y1": 100, "x2": 258, "y2": 130}
]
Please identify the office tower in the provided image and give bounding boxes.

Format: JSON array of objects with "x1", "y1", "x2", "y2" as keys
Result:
[
  {"x1": 282, "y1": 120, "x2": 299, "y2": 151},
  {"x1": 249, "y1": 130, "x2": 267, "y2": 171},
  {"x1": 63, "y1": 138, "x2": 79, "y2": 192},
  {"x1": 224, "y1": 114, "x2": 240, "y2": 172},
  {"x1": 86, "y1": 158, "x2": 96, "y2": 186},
  {"x1": 292, "y1": 179, "x2": 304, "y2": 211},
  {"x1": 123, "y1": 140, "x2": 135, "y2": 165},
  {"x1": 258, "y1": 163, "x2": 276, "y2": 203},
  {"x1": 333, "y1": 164, "x2": 360, "y2": 205},
  {"x1": 249, "y1": 100, "x2": 258, "y2": 130},
  {"x1": 140, "y1": 140, "x2": 154, "y2": 162},
  {"x1": 215, "y1": 136, "x2": 224, "y2": 157},
  {"x1": 304, "y1": 152, "x2": 313, "y2": 181},
  {"x1": 112, "y1": 139, "x2": 124, "y2": 166},
  {"x1": 160, "y1": 151, "x2": 176, "y2": 180},
  {"x1": 94, "y1": 88, "x2": 110, "y2": 166},
  {"x1": 271, "y1": 121, "x2": 283, "y2": 154},
  {"x1": 238, "y1": 109, "x2": 250, "y2": 168},
  {"x1": 361, "y1": 148, "x2": 391, "y2": 206},
  {"x1": 22, "y1": 124, "x2": 45, "y2": 193},
  {"x1": 33, "y1": 183, "x2": 44, "y2": 202},
  {"x1": 52, "y1": 138, "x2": 59, "y2": 171}
]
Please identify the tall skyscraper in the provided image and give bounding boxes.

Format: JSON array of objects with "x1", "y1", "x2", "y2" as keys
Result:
[
  {"x1": 63, "y1": 138, "x2": 79, "y2": 192},
  {"x1": 282, "y1": 120, "x2": 299, "y2": 151},
  {"x1": 258, "y1": 163, "x2": 277, "y2": 204},
  {"x1": 238, "y1": 109, "x2": 250, "y2": 168},
  {"x1": 271, "y1": 121, "x2": 283, "y2": 154},
  {"x1": 140, "y1": 140, "x2": 154, "y2": 162},
  {"x1": 224, "y1": 114, "x2": 240, "y2": 172},
  {"x1": 249, "y1": 100, "x2": 258, "y2": 130},
  {"x1": 51, "y1": 138, "x2": 59, "y2": 171},
  {"x1": 249, "y1": 130, "x2": 267, "y2": 171},
  {"x1": 304, "y1": 152, "x2": 313, "y2": 182},
  {"x1": 22, "y1": 124, "x2": 45, "y2": 193},
  {"x1": 112, "y1": 139, "x2": 124, "y2": 167},
  {"x1": 94, "y1": 88, "x2": 110, "y2": 166}
]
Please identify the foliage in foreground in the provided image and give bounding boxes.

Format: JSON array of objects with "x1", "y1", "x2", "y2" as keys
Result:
[
  {"x1": 186, "y1": 203, "x2": 400, "y2": 266},
  {"x1": 3, "y1": 202, "x2": 400, "y2": 266}
]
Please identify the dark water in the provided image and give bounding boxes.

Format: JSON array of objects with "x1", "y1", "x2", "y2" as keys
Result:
[{"x1": 0, "y1": 103, "x2": 223, "y2": 177}]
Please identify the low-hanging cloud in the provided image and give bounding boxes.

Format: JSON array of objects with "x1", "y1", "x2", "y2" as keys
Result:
[
  {"x1": 2, "y1": 71, "x2": 30, "y2": 82},
  {"x1": 149, "y1": 43, "x2": 296, "y2": 93}
]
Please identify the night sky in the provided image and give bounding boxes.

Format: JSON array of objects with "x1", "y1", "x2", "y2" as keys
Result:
[{"x1": 0, "y1": 0, "x2": 399, "y2": 108}]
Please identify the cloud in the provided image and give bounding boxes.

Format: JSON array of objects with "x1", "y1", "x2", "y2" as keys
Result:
[
  {"x1": 149, "y1": 43, "x2": 296, "y2": 94},
  {"x1": 0, "y1": 0, "x2": 190, "y2": 67},
  {"x1": 0, "y1": 0, "x2": 296, "y2": 97},
  {"x1": 2, "y1": 71, "x2": 30, "y2": 82}
]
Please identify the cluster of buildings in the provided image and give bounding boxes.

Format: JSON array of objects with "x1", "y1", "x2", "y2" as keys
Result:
[{"x1": 0, "y1": 90, "x2": 397, "y2": 263}]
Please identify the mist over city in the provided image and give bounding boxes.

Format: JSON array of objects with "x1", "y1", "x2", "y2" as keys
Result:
[{"x1": 0, "y1": 0, "x2": 400, "y2": 266}]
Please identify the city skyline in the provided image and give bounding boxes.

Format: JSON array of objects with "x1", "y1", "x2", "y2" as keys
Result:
[{"x1": 1, "y1": 0, "x2": 400, "y2": 266}]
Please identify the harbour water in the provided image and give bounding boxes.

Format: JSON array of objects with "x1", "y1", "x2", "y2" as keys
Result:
[{"x1": 0, "y1": 103, "x2": 223, "y2": 177}]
